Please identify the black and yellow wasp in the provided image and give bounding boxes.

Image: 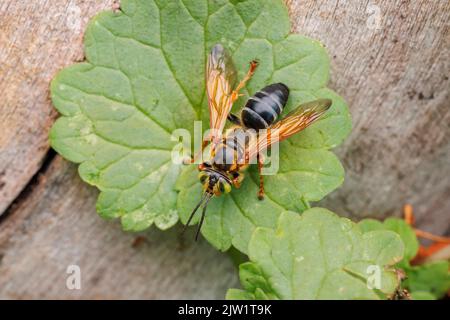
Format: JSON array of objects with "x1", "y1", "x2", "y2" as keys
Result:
[{"x1": 184, "y1": 44, "x2": 332, "y2": 239}]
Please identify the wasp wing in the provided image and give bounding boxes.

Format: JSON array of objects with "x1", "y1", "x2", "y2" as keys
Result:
[
  {"x1": 206, "y1": 44, "x2": 237, "y2": 146},
  {"x1": 246, "y1": 99, "x2": 332, "y2": 161}
]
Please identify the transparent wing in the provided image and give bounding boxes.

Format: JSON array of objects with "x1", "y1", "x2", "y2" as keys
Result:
[
  {"x1": 246, "y1": 99, "x2": 332, "y2": 161},
  {"x1": 206, "y1": 44, "x2": 237, "y2": 145}
]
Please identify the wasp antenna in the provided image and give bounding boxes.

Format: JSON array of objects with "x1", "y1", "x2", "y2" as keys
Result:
[
  {"x1": 195, "y1": 206, "x2": 207, "y2": 241},
  {"x1": 195, "y1": 194, "x2": 213, "y2": 241},
  {"x1": 181, "y1": 193, "x2": 208, "y2": 236}
]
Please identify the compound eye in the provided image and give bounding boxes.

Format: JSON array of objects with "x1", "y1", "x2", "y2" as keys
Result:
[
  {"x1": 223, "y1": 181, "x2": 231, "y2": 193},
  {"x1": 198, "y1": 172, "x2": 208, "y2": 184},
  {"x1": 219, "y1": 179, "x2": 231, "y2": 194}
]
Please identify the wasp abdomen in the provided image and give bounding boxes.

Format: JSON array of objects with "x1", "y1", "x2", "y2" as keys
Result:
[{"x1": 241, "y1": 83, "x2": 289, "y2": 130}]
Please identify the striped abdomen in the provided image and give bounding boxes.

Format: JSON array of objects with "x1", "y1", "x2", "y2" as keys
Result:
[{"x1": 241, "y1": 83, "x2": 289, "y2": 130}]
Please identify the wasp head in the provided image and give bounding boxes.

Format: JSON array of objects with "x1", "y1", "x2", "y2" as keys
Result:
[
  {"x1": 198, "y1": 169, "x2": 232, "y2": 196},
  {"x1": 182, "y1": 165, "x2": 233, "y2": 241}
]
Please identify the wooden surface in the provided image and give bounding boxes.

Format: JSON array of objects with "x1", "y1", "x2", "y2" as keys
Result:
[
  {"x1": 287, "y1": 0, "x2": 450, "y2": 234},
  {"x1": 0, "y1": 156, "x2": 238, "y2": 299},
  {"x1": 0, "y1": 0, "x2": 114, "y2": 215},
  {"x1": 0, "y1": 0, "x2": 449, "y2": 299}
]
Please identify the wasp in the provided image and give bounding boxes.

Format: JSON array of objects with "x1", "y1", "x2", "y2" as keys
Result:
[{"x1": 184, "y1": 44, "x2": 332, "y2": 239}]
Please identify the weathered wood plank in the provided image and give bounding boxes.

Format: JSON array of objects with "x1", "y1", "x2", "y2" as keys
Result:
[
  {"x1": 0, "y1": 156, "x2": 238, "y2": 299},
  {"x1": 288, "y1": 0, "x2": 450, "y2": 235},
  {"x1": 0, "y1": 0, "x2": 114, "y2": 214}
]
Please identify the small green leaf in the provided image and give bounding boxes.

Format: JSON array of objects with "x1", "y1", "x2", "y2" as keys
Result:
[
  {"x1": 225, "y1": 289, "x2": 256, "y2": 300},
  {"x1": 410, "y1": 291, "x2": 437, "y2": 300},
  {"x1": 359, "y1": 217, "x2": 450, "y2": 299},
  {"x1": 228, "y1": 209, "x2": 404, "y2": 300},
  {"x1": 359, "y1": 218, "x2": 419, "y2": 266},
  {"x1": 50, "y1": 0, "x2": 351, "y2": 240},
  {"x1": 404, "y1": 261, "x2": 450, "y2": 300}
]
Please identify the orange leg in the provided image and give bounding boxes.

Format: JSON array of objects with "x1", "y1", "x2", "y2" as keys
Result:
[
  {"x1": 231, "y1": 60, "x2": 259, "y2": 103},
  {"x1": 257, "y1": 152, "x2": 265, "y2": 200},
  {"x1": 185, "y1": 138, "x2": 210, "y2": 164},
  {"x1": 232, "y1": 172, "x2": 244, "y2": 189}
]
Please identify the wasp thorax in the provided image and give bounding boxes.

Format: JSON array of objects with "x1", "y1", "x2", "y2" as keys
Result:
[
  {"x1": 198, "y1": 171, "x2": 232, "y2": 196},
  {"x1": 211, "y1": 145, "x2": 235, "y2": 171}
]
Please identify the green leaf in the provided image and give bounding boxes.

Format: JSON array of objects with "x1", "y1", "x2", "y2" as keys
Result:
[
  {"x1": 410, "y1": 291, "x2": 437, "y2": 300},
  {"x1": 228, "y1": 209, "x2": 404, "y2": 300},
  {"x1": 359, "y1": 217, "x2": 450, "y2": 299},
  {"x1": 359, "y1": 218, "x2": 419, "y2": 266},
  {"x1": 50, "y1": 0, "x2": 351, "y2": 239},
  {"x1": 404, "y1": 261, "x2": 450, "y2": 300},
  {"x1": 225, "y1": 288, "x2": 256, "y2": 300}
]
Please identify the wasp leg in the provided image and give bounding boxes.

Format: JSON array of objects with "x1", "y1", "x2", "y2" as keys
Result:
[
  {"x1": 184, "y1": 138, "x2": 210, "y2": 164},
  {"x1": 257, "y1": 152, "x2": 265, "y2": 200},
  {"x1": 231, "y1": 60, "x2": 259, "y2": 102},
  {"x1": 227, "y1": 113, "x2": 242, "y2": 125},
  {"x1": 232, "y1": 172, "x2": 244, "y2": 188},
  {"x1": 198, "y1": 161, "x2": 211, "y2": 171}
]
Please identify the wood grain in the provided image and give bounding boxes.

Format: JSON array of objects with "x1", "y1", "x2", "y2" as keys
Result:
[
  {"x1": 287, "y1": 0, "x2": 450, "y2": 234},
  {"x1": 0, "y1": 0, "x2": 449, "y2": 299},
  {"x1": 0, "y1": 0, "x2": 114, "y2": 214},
  {"x1": 0, "y1": 156, "x2": 239, "y2": 299}
]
